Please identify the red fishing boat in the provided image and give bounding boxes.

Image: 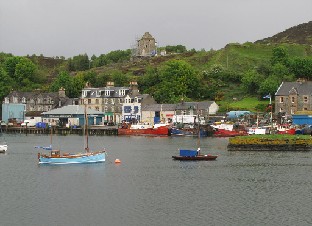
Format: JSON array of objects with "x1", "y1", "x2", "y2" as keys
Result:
[
  {"x1": 211, "y1": 123, "x2": 248, "y2": 137},
  {"x1": 118, "y1": 123, "x2": 169, "y2": 136},
  {"x1": 276, "y1": 124, "x2": 296, "y2": 135}
]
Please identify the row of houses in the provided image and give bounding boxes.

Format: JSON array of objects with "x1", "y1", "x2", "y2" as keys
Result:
[
  {"x1": 1, "y1": 81, "x2": 219, "y2": 127},
  {"x1": 2, "y1": 79, "x2": 312, "y2": 126}
]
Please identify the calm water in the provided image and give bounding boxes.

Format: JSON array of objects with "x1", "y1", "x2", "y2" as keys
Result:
[{"x1": 1, "y1": 133, "x2": 312, "y2": 226}]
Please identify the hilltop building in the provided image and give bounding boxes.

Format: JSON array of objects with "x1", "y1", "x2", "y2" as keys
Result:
[{"x1": 134, "y1": 32, "x2": 157, "y2": 57}]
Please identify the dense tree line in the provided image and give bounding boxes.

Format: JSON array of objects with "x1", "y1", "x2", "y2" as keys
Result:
[{"x1": 1, "y1": 44, "x2": 312, "y2": 104}]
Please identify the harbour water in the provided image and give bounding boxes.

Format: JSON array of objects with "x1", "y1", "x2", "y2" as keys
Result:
[{"x1": 1, "y1": 134, "x2": 312, "y2": 226}]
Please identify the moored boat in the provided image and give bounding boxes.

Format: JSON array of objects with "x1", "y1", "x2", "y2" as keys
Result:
[
  {"x1": 172, "y1": 108, "x2": 218, "y2": 161},
  {"x1": 172, "y1": 149, "x2": 218, "y2": 161},
  {"x1": 118, "y1": 123, "x2": 169, "y2": 136},
  {"x1": 37, "y1": 105, "x2": 106, "y2": 164},
  {"x1": 211, "y1": 123, "x2": 248, "y2": 137}
]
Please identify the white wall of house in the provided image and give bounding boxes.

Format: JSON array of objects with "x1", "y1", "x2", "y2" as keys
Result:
[
  {"x1": 208, "y1": 102, "x2": 219, "y2": 115},
  {"x1": 122, "y1": 102, "x2": 141, "y2": 122}
]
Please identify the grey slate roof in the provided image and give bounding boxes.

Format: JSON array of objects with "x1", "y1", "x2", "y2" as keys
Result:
[
  {"x1": 42, "y1": 105, "x2": 104, "y2": 115},
  {"x1": 141, "y1": 101, "x2": 214, "y2": 111},
  {"x1": 141, "y1": 104, "x2": 176, "y2": 111},
  {"x1": 275, "y1": 81, "x2": 312, "y2": 96}
]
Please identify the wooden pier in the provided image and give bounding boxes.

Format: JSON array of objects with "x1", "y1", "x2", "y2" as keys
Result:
[{"x1": 1, "y1": 126, "x2": 118, "y2": 136}]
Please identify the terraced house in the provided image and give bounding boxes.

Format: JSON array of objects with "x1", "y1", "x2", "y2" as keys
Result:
[
  {"x1": 80, "y1": 81, "x2": 155, "y2": 124},
  {"x1": 275, "y1": 79, "x2": 312, "y2": 115}
]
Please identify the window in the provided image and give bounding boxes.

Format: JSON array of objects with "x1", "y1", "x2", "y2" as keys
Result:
[
  {"x1": 303, "y1": 96, "x2": 308, "y2": 103},
  {"x1": 280, "y1": 97, "x2": 284, "y2": 103},
  {"x1": 280, "y1": 108, "x2": 283, "y2": 112},
  {"x1": 291, "y1": 97, "x2": 295, "y2": 103},
  {"x1": 88, "y1": 99, "x2": 91, "y2": 104},
  {"x1": 303, "y1": 108, "x2": 308, "y2": 111},
  {"x1": 96, "y1": 99, "x2": 99, "y2": 104}
]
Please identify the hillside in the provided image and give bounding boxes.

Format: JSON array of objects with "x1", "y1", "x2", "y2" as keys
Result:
[
  {"x1": 255, "y1": 21, "x2": 312, "y2": 45},
  {"x1": 2, "y1": 21, "x2": 312, "y2": 112}
]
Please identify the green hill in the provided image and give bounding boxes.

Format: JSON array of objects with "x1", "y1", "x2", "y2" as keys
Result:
[{"x1": 1, "y1": 21, "x2": 312, "y2": 112}]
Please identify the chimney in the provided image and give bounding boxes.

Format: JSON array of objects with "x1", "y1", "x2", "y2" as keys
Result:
[
  {"x1": 106, "y1": 81, "x2": 114, "y2": 87},
  {"x1": 130, "y1": 81, "x2": 139, "y2": 96},
  {"x1": 58, "y1": 87, "x2": 66, "y2": 98}
]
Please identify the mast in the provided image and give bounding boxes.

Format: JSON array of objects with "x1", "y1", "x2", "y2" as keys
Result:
[
  {"x1": 84, "y1": 104, "x2": 89, "y2": 152},
  {"x1": 197, "y1": 104, "x2": 200, "y2": 155}
]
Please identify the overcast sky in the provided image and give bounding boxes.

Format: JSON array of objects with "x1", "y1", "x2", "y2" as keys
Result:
[{"x1": 1, "y1": 0, "x2": 311, "y2": 58}]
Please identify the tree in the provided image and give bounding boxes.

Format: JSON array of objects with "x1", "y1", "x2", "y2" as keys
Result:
[
  {"x1": 271, "y1": 46, "x2": 289, "y2": 66},
  {"x1": 3, "y1": 56, "x2": 37, "y2": 89},
  {"x1": 289, "y1": 57, "x2": 312, "y2": 79},
  {"x1": 148, "y1": 60, "x2": 201, "y2": 103},
  {"x1": 258, "y1": 75, "x2": 280, "y2": 97},
  {"x1": 241, "y1": 70, "x2": 263, "y2": 94},
  {"x1": 0, "y1": 67, "x2": 13, "y2": 101},
  {"x1": 111, "y1": 71, "x2": 129, "y2": 87}
]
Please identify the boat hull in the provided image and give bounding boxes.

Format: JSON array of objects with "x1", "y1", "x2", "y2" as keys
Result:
[
  {"x1": 38, "y1": 152, "x2": 106, "y2": 164},
  {"x1": 172, "y1": 155, "x2": 218, "y2": 161},
  {"x1": 170, "y1": 128, "x2": 208, "y2": 137},
  {"x1": 213, "y1": 129, "x2": 248, "y2": 137},
  {"x1": 118, "y1": 126, "x2": 169, "y2": 136}
]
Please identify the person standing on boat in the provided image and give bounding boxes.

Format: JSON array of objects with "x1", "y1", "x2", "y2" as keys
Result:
[{"x1": 197, "y1": 147, "x2": 200, "y2": 156}]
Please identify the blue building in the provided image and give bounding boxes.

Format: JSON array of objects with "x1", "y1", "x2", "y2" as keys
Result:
[
  {"x1": 2, "y1": 103, "x2": 26, "y2": 123},
  {"x1": 292, "y1": 115, "x2": 312, "y2": 125}
]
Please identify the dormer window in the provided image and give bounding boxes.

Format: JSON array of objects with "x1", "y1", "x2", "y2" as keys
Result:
[
  {"x1": 119, "y1": 89, "x2": 126, "y2": 96},
  {"x1": 22, "y1": 97, "x2": 26, "y2": 103},
  {"x1": 13, "y1": 96, "x2": 18, "y2": 103},
  {"x1": 4, "y1": 97, "x2": 9, "y2": 103}
]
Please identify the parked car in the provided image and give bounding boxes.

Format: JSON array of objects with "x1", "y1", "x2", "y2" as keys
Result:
[{"x1": 21, "y1": 120, "x2": 36, "y2": 127}]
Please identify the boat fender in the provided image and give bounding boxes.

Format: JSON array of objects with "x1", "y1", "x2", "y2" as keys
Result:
[{"x1": 115, "y1": 159, "x2": 121, "y2": 164}]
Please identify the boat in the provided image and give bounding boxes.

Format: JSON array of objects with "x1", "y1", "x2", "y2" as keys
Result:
[
  {"x1": 172, "y1": 149, "x2": 218, "y2": 161},
  {"x1": 211, "y1": 123, "x2": 248, "y2": 137},
  {"x1": 37, "y1": 105, "x2": 106, "y2": 164},
  {"x1": 276, "y1": 124, "x2": 296, "y2": 135},
  {"x1": 118, "y1": 123, "x2": 169, "y2": 136},
  {"x1": 170, "y1": 126, "x2": 209, "y2": 137},
  {"x1": 172, "y1": 110, "x2": 218, "y2": 161},
  {"x1": 0, "y1": 143, "x2": 7, "y2": 153}
]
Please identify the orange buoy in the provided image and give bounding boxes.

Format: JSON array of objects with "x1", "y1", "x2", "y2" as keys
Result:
[{"x1": 114, "y1": 159, "x2": 121, "y2": 164}]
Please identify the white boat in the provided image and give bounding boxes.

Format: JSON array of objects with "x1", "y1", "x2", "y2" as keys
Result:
[{"x1": 0, "y1": 144, "x2": 8, "y2": 153}]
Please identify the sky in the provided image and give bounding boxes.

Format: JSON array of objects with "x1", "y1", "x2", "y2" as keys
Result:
[{"x1": 1, "y1": 0, "x2": 312, "y2": 58}]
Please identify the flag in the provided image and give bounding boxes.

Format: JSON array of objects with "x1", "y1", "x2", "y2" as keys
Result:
[{"x1": 263, "y1": 94, "x2": 271, "y2": 99}]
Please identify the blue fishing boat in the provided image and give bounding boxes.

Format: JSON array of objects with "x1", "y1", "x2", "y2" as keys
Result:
[
  {"x1": 172, "y1": 108, "x2": 218, "y2": 161},
  {"x1": 37, "y1": 105, "x2": 106, "y2": 164}
]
